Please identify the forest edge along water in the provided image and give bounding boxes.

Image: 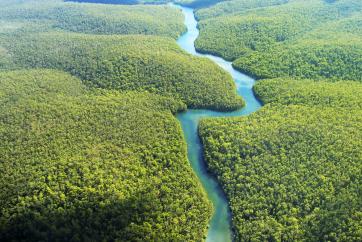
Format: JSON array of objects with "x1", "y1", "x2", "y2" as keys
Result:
[
  {"x1": 62, "y1": 1, "x2": 261, "y2": 241},
  {"x1": 174, "y1": 4, "x2": 262, "y2": 242}
]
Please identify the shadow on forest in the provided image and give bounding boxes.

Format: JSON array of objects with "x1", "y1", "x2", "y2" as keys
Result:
[{"x1": 0, "y1": 188, "x2": 157, "y2": 242}]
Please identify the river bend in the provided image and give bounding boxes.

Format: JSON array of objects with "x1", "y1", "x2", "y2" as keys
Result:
[{"x1": 175, "y1": 5, "x2": 262, "y2": 242}]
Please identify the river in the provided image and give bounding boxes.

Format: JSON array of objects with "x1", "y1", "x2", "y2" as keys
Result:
[{"x1": 174, "y1": 5, "x2": 262, "y2": 242}]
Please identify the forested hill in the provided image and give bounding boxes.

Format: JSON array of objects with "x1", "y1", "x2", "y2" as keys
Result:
[
  {"x1": 200, "y1": 104, "x2": 362, "y2": 241},
  {"x1": 68, "y1": 0, "x2": 225, "y2": 8},
  {"x1": 0, "y1": 32, "x2": 242, "y2": 110},
  {"x1": 195, "y1": 0, "x2": 362, "y2": 81},
  {"x1": 1, "y1": 0, "x2": 361, "y2": 241},
  {"x1": 196, "y1": 0, "x2": 288, "y2": 19},
  {"x1": 254, "y1": 78, "x2": 362, "y2": 108},
  {"x1": 0, "y1": 0, "x2": 242, "y2": 241},
  {"x1": 0, "y1": 69, "x2": 213, "y2": 241},
  {"x1": 0, "y1": 0, "x2": 243, "y2": 111},
  {"x1": 196, "y1": 1, "x2": 362, "y2": 240},
  {"x1": 0, "y1": 0, "x2": 185, "y2": 38},
  {"x1": 200, "y1": 77, "x2": 362, "y2": 240}
]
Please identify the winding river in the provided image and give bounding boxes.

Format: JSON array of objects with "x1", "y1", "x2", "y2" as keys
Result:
[
  {"x1": 174, "y1": 5, "x2": 262, "y2": 242},
  {"x1": 68, "y1": 1, "x2": 261, "y2": 240}
]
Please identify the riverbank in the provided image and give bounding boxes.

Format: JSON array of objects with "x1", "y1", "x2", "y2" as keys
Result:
[{"x1": 174, "y1": 4, "x2": 262, "y2": 242}]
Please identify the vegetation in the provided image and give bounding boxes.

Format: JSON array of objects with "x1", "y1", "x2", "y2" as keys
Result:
[
  {"x1": 173, "y1": 0, "x2": 224, "y2": 8},
  {"x1": 0, "y1": 46, "x2": 14, "y2": 69},
  {"x1": 199, "y1": 105, "x2": 362, "y2": 241},
  {"x1": 199, "y1": 68, "x2": 362, "y2": 240},
  {"x1": 0, "y1": 0, "x2": 185, "y2": 38},
  {"x1": 0, "y1": 69, "x2": 212, "y2": 241},
  {"x1": 195, "y1": 0, "x2": 362, "y2": 80},
  {"x1": 254, "y1": 78, "x2": 362, "y2": 108},
  {"x1": 67, "y1": 0, "x2": 225, "y2": 8},
  {"x1": 195, "y1": 0, "x2": 288, "y2": 20},
  {"x1": 2, "y1": 0, "x2": 361, "y2": 241},
  {"x1": 0, "y1": 0, "x2": 243, "y2": 241},
  {"x1": 0, "y1": 0, "x2": 243, "y2": 111},
  {"x1": 233, "y1": 37, "x2": 362, "y2": 80},
  {"x1": 0, "y1": 32, "x2": 242, "y2": 110}
]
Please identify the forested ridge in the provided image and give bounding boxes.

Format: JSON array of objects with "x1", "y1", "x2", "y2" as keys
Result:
[
  {"x1": 194, "y1": 0, "x2": 362, "y2": 80},
  {"x1": 0, "y1": 69, "x2": 213, "y2": 241},
  {"x1": 0, "y1": 0, "x2": 185, "y2": 38},
  {"x1": 69, "y1": 0, "x2": 225, "y2": 8},
  {"x1": 0, "y1": 0, "x2": 243, "y2": 240},
  {"x1": 233, "y1": 37, "x2": 362, "y2": 81},
  {"x1": 0, "y1": 32, "x2": 242, "y2": 110},
  {"x1": 199, "y1": 65, "x2": 362, "y2": 240},
  {"x1": 200, "y1": 104, "x2": 362, "y2": 241},
  {"x1": 1, "y1": 0, "x2": 361, "y2": 241},
  {"x1": 254, "y1": 78, "x2": 362, "y2": 108},
  {"x1": 196, "y1": 1, "x2": 362, "y2": 238},
  {"x1": 195, "y1": 0, "x2": 288, "y2": 19},
  {"x1": 0, "y1": 0, "x2": 243, "y2": 111}
]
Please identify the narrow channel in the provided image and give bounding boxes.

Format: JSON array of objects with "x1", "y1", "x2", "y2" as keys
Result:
[{"x1": 174, "y1": 5, "x2": 262, "y2": 242}]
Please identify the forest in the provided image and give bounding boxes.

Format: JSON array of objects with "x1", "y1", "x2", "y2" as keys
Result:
[
  {"x1": 0, "y1": 69, "x2": 212, "y2": 241},
  {"x1": 195, "y1": 0, "x2": 288, "y2": 19},
  {"x1": 0, "y1": 0, "x2": 361, "y2": 241},
  {"x1": 0, "y1": 0, "x2": 185, "y2": 38},
  {"x1": 0, "y1": 0, "x2": 233, "y2": 240},
  {"x1": 69, "y1": 0, "x2": 225, "y2": 8},
  {"x1": 200, "y1": 104, "x2": 362, "y2": 241},
  {"x1": 0, "y1": 32, "x2": 242, "y2": 110},
  {"x1": 254, "y1": 78, "x2": 362, "y2": 108},
  {"x1": 199, "y1": 56, "x2": 362, "y2": 240},
  {"x1": 195, "y1": 2, "x2": 362, "y2": 239},
  {"x1": 195, "y1": 0, "x2": 362, "y2": 80},
  {"x1": 0, "y1": 0, "x2": 243, "y2": 111}
]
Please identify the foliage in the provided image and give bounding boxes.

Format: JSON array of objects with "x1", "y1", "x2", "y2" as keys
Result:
[
  {"x1": 195, "y1": 0, "x2": 288, "y2": 20},
  {"x1": 0, "y1": 32, "x2": 242, "y2": 110},
  {"x1": 0, "y1": 0, "x2": 185, "y2": 38},
  {"x1": 173, "y1": 0, "x2": 224, "y2": 8},
  {"x1": 67, "y1": 0, "x2": 225, "y2": 8},
  {"x1": 195, "y1": 0, "x2": 362, "y2": 80},
  {"x1": 199, "y1": 46, "x2": 362, "y2": 240},
  {"x1": 0, "y1": 47, "x2": 14, "y2": 69},
  {"x1": 199, "y1": 105, "x2": 362, "y2": 241},
  {"x1": 196, "y1": 13, "x2": 298, "y2": 60},
  {"x1": 0, "y1": 18, "x2": 56, "y2": 36},
  {"x1": 254, "y1": 78, "x2": 362, "y2": 108},
  {"x1": 0, "y1": 69, "x2": 212, "y2": 241},
  {"x1": 233, "y1": 36, "x2": 362, "y2": 80},
  {"x1": 68, "y1": 0, "x2": 140, "y2": 4}
]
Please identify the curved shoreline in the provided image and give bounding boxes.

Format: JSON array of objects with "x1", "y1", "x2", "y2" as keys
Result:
[{"x1": 174, "y1": 5, "x2": 262, "y2": 241}]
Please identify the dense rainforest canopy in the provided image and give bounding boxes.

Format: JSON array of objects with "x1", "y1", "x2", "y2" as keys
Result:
[
  {"x1": 0, "y1": 1, "x2": 243, "y2": 111},
  {"x1": 0, "y1": 69, "x2": 212, "y2": 241},
  {"x1": 254, "y1": 78, "x2": 362, "y2": 108},
  {"x1": 0, "y1": 0, "x2": 238, "y2": 240},
  {"x1": 0, "y1": 32, "x2": 242, "y2": 110},
  {"x1": 199, "y1": 71, "x2": 362, "y2": 240},
  {"x1": 0, "y1": 0, "x2": 361, "y2": 241},
  {"x1": 195, "y1": 0, "x2": 362, "y2": 80},
  {"x1": 200, "y1": 104, "x2": 362, "y2": 241},
  {"x1": 0, "y1": 0, "x2": 185, "y2": 38},
  {"x1": 196, "y1": 1, "x2": 362, "y2": 237},
  {"x1": 69, "y1": 0, "x2": 225, "y2": 8}
]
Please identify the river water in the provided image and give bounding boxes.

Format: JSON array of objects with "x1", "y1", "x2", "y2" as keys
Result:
[{"x1": 174, "y1": 5, "x2": 262, "y2": 242}]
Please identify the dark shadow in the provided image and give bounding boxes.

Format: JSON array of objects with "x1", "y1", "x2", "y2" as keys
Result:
[{"x1": 0, "y1": 188, "x2": 158, "y2": 241}]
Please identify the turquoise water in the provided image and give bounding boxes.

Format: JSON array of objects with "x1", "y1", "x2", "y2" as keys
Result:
[{"x1": 175, "y1": 5, "x2": 262, "y2": 242}]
